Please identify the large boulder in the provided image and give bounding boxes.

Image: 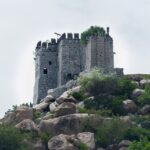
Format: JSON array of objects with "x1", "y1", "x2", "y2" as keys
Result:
[
  {"x1": 56, "y1": 96, "x2": 77, "y2": 105},
  {"x1": 118, "y1": 140, "x2": 132, "y2": 148},
  {"x1": 123, "y1": 99, "x2": 138, "y2": 113},
  {"x1": 77, "y1": 132, "x2": 95, "y2": 150},
  {"x1": 106, "y1": 144, "x2": 118, "y2": 150},
  {"x1": 70, "y1": 86, "x2": 81, "y2": 94},
  {"x1": 47, "y1": 86, "x2": 67, "y2": 99},
  {"x1": 130, "y1": 75, "x2": 143, "y2": 82},
  {"x1": 66, "y1": 80, "x2": 77, "y2": 89},
  {"x1": 15, "y1": 106, "x2": 33, "y2": 123},
  {"x1": 54, "y1": 102, "x2": 76, "y2": 117},
  {"x1": 119, "y1": 147, "x2": 128, "y2": 150},
  {"x1": 41, "y1": 95, "x2": 55, "y2": 103},
  {"x1": 139, "y1": 105, "x2": 150, "y2": 115},
  {"x1": 54, "y1": 86, "x2": 80, "y2": 104},
  {"x1": 56, "y1": 90, "x2": 71, "y2": 104},
  {"x1": 49, "y1": 101, "x2": 58, "y2": 112},
  {"x1": 140, "y1": 79, "x2": 150, "y2": 88},
  {"x1": 39, "y1": 113, "x2": 89, "y2": 136},
  {"x1": 32, "y1": 140, "x2": 46, "y2": 150},
  {"x1": 2, "y1": 111, "x2": 16, "y2": 124},
  {"x1": 77, "y1": 101, "x2": 85, "y2": 109},
  {"x1": 131, "y1": 89, "x2": 144, "y2": 100},
  {"x1": 15, "y1": 119, "x2": 38, "y2": 132},
  {"x1": 34, "y1": 102, "x2": 49, "y2": 112},
  {"x1": 48, "y1": 134, "x2": 78, "y2": 150},
  {"x1": 2, "y1": 106, "x2": 33, "y2": 124}
]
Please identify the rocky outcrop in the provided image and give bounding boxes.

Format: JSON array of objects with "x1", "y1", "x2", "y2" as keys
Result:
[
  {"x1": 54, "y1": 102, "x2": 76, "y2": 117},
  {"x1": 139, "y1": 105, "x2": 150, "y2": 115},
  {"x1": 39, "y1": 113, "x2": 89, "y2": 136},
  {"x1": 123, "y1": 99, "x2": 138, "y2": 113},
  {"x1": 47, "y1": 86, "x2": 67, "y2": 99},
  {"x1": 15, "y1": 119, "x2": 38, "y2": 132},
  {"x1": 48, "y1": 134, "x2": 78, "y2": 150},
  {"x1": 140, "y1": 79, "x2": 150, "y2": 88},
  {"x1": 118, "y1": 140, "x2": 132, "y2": 150},
  {"x1": 77, "y1": 132, "x2": 95, "y2": 150},
  {"x1": 48, "y1": 132, "x2": 95, "y2": 150},
  {"x1": 34, "y1": 102, "x2": 49, "y2": 112},
  {"x1": 118, "y1": 140, "x2": 132, "y2": 148},
  {"x1": 2, "y1": 106, "x2": 33, "y2": 124},
  {"x1": 131, "y1": 89, "x2": 144, "y2": 100},
  {"x1": 2, "y1": 111, "x2": 16, "y2": 124},
  {"x1": 32, "y1": 140, "x2": 46, "y2": 150},
  {"x1": 41, "y1": 95, "x2": 55, "y2": 103}
]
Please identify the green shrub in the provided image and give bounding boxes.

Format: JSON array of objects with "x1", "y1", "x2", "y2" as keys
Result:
[
  {"x1": 78, "y1": 107, "x2": 87, "y2": 113},
  {"x1": 124, "y1": 127, "x2": 150, "y2": 141},
  {"x1": 0, "y1": 124, "x2": 31, "y2": 150},
  {"x1": 78, "y1": 107, "x2": 112, "y2": 116},
  {"x1": 138, "y1": 84, "x2": 150, "y2": 106},
  {"x1": 141, "y1": 121, "x2": 150, "y2": 130},
  {"x1": 128, "y1": 137, "x2": 150, "y2": 150},
  {"x1": 78, "y1": 69, "x2": 117, "y2": 96},
  {"x1": 79, "y1": 142, "x2": 88, "y2": 150},
  {"x1": 81, "y1": 26, "x2": 106, "y2": 44},
  {"x1": 21, "y1": 102, "x2": 33, "y2": 107},
  {"x1": 132, "y1": 115, "x2": 150, "y2": 124},
  {"x1": 81, "y1": 117, "x2": 129, "y2": 148},
  {"x1": 78, "y1": 69, "x2": 136, "y2": 115},
  {"x1": 70, "y1": 90, "x2": 86, "y2": 101},
  {"x1": 40, "y1": 132, "x2": 51, "y2": 144},
  {"x1": 117, "y1": 77, "x2": 137, "y2": 98},
  {"x1": 33, "y1": 111, "x2": 42, "y2": 120},
  {"x1": 95, "y1": 119, "x2": 129, "y2": 147}
]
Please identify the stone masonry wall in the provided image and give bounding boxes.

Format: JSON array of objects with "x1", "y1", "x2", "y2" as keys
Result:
[
  {"x1": 58, "y1": 33, "x2": 82, "y2": 86},
  {"x1": 33, "y1": 41, "x2": 58, "y2": 104},
  {"x1": 85, "y1": 35, "x2": 114, "y2": 73}
]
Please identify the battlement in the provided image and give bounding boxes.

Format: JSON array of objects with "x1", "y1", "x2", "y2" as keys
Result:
[
  {"x1": 35, "y1": 38, "x2": 58, "y2": 51},
  {"x1": 57, "y1": 33, "x2": 80, "y2": 43}
]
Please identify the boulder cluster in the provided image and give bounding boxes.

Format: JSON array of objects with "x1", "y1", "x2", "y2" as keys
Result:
[{"x1": 1, "y1": 76, "x2": 150, "y2": 150}]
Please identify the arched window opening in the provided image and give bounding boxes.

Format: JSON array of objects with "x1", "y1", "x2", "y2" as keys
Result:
[
  {"x1": 49, "y1": 61, "x2": 52, "y2": 65},
  {"x1": 67, "y1": 73, "x2": 72, "y2": 79},
  {"x1": 43, "y1": 68, "x2": 47, "y2": 74}
]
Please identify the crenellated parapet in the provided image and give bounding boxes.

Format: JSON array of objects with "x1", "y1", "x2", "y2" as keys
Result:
[
  {"x1": 35, "y1": 38, "x2": 58, "y2": 52},
  {"x1": 57, "y1": 33, "x2": 80, "y2": 43}
]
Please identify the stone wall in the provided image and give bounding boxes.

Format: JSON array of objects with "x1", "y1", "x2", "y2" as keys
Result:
[
  {"x1": 85, "y1": 35, "x2": 114, "y2": 73},
  {"x1": 33, "y1": 40, "x2": 58, "y2": 104},
  {"x1": 58, "y1": 33, "x2": 83, "y2": 86}
]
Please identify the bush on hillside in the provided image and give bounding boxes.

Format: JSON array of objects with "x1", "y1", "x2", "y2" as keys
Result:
[
  {"x1": 77, "y1": 69, "x2": 136, "y2": 115},
  {"x1": 81, "y1": 117, "x2": 129, "y2": 148},
  {"x1": 78, "y1": 69, "x2": 136, "y2": 98},
  {"x1": 138, "y1": 84, "x2": 150, "y2": 106},
  {"x1": 78, "y1": 107, "x2": 112, "y2": 116},
  {"x1": 128, "y1": 137, "x2": 150, "y2": 150},
  {"x1": 0, "y1": 124, "x2": 31, "y2": 150},
  {"x1": 124, "y1": 127, "x2": 150, "y2": 141}
]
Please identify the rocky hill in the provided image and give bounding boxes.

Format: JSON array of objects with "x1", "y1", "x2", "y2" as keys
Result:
[{"x1": 1, "y1": 70, "x2": 150, "y2": 150}]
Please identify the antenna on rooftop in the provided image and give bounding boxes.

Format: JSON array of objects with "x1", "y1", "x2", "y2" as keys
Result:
[{"x1": 54, "y1": 32, "x2": 61, "y2": 39}]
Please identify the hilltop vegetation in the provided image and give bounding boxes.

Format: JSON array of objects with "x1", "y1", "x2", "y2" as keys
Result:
[
  {"x1": 81, "y1": 26, "x2": 106, "y2": 44},
  {"x1": 0, "y1": 69, "x2": 150, "y2": 150}
]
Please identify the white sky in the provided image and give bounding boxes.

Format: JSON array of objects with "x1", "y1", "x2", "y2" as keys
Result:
[{"x1": 0, "y1": 0, "x2": 150, "y2": 117}]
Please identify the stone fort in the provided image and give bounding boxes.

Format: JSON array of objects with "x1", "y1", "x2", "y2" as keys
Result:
[{"x1": 33, "y1": 27, "x2": 123, "y2": 104}]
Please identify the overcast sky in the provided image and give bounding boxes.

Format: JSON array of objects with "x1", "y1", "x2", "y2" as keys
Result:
[{"x1": 0, "y1": 0, "x2": 150, "y2": 117}]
